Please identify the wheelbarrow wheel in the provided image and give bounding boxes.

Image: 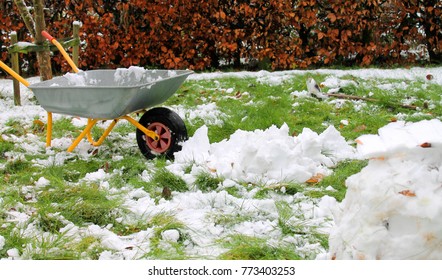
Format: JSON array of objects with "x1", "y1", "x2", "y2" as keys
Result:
[{"x1": 136, "y1": 107, "x2": 188, "y2": 160}]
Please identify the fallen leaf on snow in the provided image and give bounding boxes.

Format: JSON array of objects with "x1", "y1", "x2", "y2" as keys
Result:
[
  {"x1": 399, "y1": 190, "x2": 416, "y2": 197},
  {"x1": 306, "y1": 173, "x2": 324, "y2": 184},
  {"x1": 420, "y1": 142, "x2": 432, "y2": 148},
  {"x1": 33, "y1": 119, "x2": 45, "y2": 127}
]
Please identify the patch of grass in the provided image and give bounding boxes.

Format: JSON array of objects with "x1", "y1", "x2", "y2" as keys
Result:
[
  {"x1": 28, "y1": 234, "x2": 80, "y2": 260},
  {"x1": 50, "y1": 118, "x2": 79, "y2": 139},
  {"x1": 224, "y1": 186, "x2": 241, "y2": 198},
  {"x1": 112, "y1": 122, "x2": 136, "y2": 136},
  {"x1": 0, "y1": 186, "x2": 25, "y2": 209},
  {"x1": 3, "y1": 158, "x2": 30, "y2": 174},
  {"x1": 143, "y1": 212, "x2": 190, "y2": 259},
  {"x1": 36, "y1": 183, "x2": 122, "y2": 227},
  {"x1": 3, "y1": 119, "x2": 28, "y2": 136},
  {"x1": 284, "y1": 184, "x2": 300, "y2": 195},
  {"x1": 252, "y1": 182, "x2": 300, "y2": 199},
  {"x1": 41, "y1": 159, "x2": 102, "y2": 184},
  {"x1": 25, "y1": 234, "x2": 108, "y2": 260},
  {"x1": 253, "y1": 188, "x2": 271, "y2": 199},
  {"x1": 311, "y1": 160, "x2": 368, "y2": 201},
  {"x1": 149, "y1": 168, "x2": 188, "y2": 193},
  {"x1": 113, "y1": 220, "x2": 151, "y2": 236},
  {"x1": 213, "y1": 213, "x2": 252, "y2": 228},
  {"x1": 194, "y1": 172, "x2": 223, "y2": 192},
  {"x1": 0, "y1": 229, "x2": 30, "y2": 259},
  {"x1": 150, "y1": 213, "x2": 187, "y2": 240},
  {"x1": 1, "y1": 158, "x2": 37, "y2": 185},
  {"x1": 107, "y1": 155, "x2": 149, "y2": 189},
  {"x1": 72, "y1": 236, "x2": 104, "y2": 259},
  {"x1": 0, "y1": 139, "x2": 14, "y2": 156},
  {"x1": 219, "y1": 234, "x2": 301, "y2": 260},
  {"x1": 275, "y1": 201, "x2": 295, "y2": 235},
  {"x1": 313, "y1": 232, "x2": 330, "y2": 250},
  {"x1": 35, "y1": 213, "x2": 66, "y2": 234}
]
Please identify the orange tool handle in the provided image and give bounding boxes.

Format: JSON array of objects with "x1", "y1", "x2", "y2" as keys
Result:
[
  {"x1": 41, "y1": 31, "x2": 55, "y2": 42},
  {"x1": 42, "y1": 30, "x2": 80, "y2": 73}
]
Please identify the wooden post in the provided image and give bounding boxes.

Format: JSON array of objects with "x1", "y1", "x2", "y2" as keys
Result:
[
  {"x1": 72, "y1": 22, "x2": 80, "y2": 67},
  {"x1": 10, "y1": 32, "x2": 21, "y2": 106}
]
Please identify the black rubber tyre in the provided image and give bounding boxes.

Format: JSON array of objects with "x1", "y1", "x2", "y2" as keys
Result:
[{"x1": 136, "y1": 107, "x2": 188, "y2": 160}]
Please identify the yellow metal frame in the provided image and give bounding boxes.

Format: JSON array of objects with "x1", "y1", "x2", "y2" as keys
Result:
[{"x1": 45, "y1": 113, "x2": 160, "y2": 152}]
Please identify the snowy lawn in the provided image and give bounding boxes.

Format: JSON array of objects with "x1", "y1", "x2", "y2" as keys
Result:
[{"x1": 0, "y1": 66, "x2": 442, "y2": 260}]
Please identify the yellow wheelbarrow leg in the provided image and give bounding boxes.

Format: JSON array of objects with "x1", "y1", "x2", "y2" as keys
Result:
[
  {"x1": 66, "y1": 116, "x2": 159, "y2": 153},
  {"x1": 67, "y1": 119, "x2": 98, "y2": 152},
  {"x1": 46, "y1": 112, "x2": 53, "y2": 147},
  {"x1": 86, "y1": 119, "x2": 119, "y2": 146},
  {"x1": 121, "y1": 116, "x2": 160, "y2": 141}
]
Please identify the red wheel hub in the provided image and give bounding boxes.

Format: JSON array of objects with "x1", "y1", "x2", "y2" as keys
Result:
[{"x1": 145, "y1": 122, "x2": 172, "y2": 153}]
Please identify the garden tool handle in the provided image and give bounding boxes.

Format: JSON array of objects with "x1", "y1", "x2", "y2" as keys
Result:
[
  {"x1": 42, "y1": 30, "x2": 80, "y2": 73},
  {"x1": 0, "y1": 60, "x2": 30, "y2": 87},
  {"x1": 41, "y1": 31, "x2": 55, "y2": 42}
]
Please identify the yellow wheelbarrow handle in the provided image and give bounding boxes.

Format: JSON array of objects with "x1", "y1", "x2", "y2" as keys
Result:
[
  {"x1": 0, "y1": 60, "x2": 30, "y2": 87},
  {"x1": 42, "y1": 31, "x2": 80, "y2": 73}
]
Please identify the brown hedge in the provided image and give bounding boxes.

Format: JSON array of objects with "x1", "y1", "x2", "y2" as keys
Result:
[{"x1": 1, "y1": 0, "x2": 441, "y2": 75}]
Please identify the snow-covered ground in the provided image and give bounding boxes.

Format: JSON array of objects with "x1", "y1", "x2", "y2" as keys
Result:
[{"x1": 1, "y1": 66, "x2": 442, "y2": 260}]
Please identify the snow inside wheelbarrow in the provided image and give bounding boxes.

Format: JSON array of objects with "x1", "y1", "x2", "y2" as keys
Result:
[{"x1": 28, "y1": 68, "x2": 193, "y2": 119}]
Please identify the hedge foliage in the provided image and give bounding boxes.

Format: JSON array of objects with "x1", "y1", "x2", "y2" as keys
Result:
[{"x1": 1, "y1": 0, "x2": 441, "y2": 74}]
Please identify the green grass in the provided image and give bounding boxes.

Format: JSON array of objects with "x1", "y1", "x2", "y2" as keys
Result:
[
  {"x1": 219, "y1": 235, "x2": 302, "y2": 260},
  {"x1": 194, "y1": 171, "x2": 223, "y2": 192},
  {"x1": 149, "y1": 168, "x2": 188, "y2": 193},
  {"x1": 0, "y1": 139, "x2": 14, "y2": 156},
  {"x1": 35, "y1": 182, "x2": 122, "y2": 227},
  {"x1": 50, "y1": 118, "x2": 80, "y2": 139},
  {"x1": 143, "y1": 213, "x2": 189, "y2": 259},
  {"x1": 1, "y1": 69, "x2": 442, "y2": 260}
]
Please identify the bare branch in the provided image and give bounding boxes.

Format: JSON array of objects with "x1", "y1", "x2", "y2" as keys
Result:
[
  {"x1": 13, "y1": 0, "x2": 36, "y2": 37},
  {"x1": 33, "y1": 0, "x2": 46, "y2": 43}
]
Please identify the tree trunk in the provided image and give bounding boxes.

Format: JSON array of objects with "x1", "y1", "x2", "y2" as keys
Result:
[
  {"x1": 33, "y1": 0, "x2": 53, "y2": 81},
  {"x1": 14, "y1": 0, "x2": 52, "y2": 81}
]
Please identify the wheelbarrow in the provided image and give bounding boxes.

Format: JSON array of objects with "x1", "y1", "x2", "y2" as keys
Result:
[{"x1": 0, "y1": 32, "x2": 192, "y2": 160}]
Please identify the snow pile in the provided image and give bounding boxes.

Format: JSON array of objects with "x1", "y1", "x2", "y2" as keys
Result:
[
  {"x1": 169, "y1": 123, "x2": 356, "y2": 186},
  {"x1": 114, "y1": 67, "x2": 178, "y2": 86},
  {"x1": 114, "y1": 66, "x2": 147, "y2": 82},
  {"x1": 64, "y1": 71, "x2": 89, "y2": 86},
  {"x1": 329, "y1": 119, "x2": 442, "y2": 259}
]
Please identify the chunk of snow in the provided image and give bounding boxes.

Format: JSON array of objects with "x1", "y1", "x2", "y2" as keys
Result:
[
  {"x1": 171, "y1": 123, "x2": 356, "y2": 185},
  {"x1": 35, "y1": 177, "x2": 50, "y2": 188},
  {"x1": 161, "y1": 229, "x2": 180, "y2": 243},
  {"x1": 329, "y1": 119, "x2": 442, "y2": 259}
]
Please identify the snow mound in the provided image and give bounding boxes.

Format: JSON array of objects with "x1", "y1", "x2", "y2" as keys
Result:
[
  {"x1": 329, "y1": 119, "x2": 442, "y2": 259},
  {"x1": 356, "y1": 119, "x2": 442, "y2": 158},
  {"x1": 170, "y1": 124, "x2": 356, "y2": 185}
]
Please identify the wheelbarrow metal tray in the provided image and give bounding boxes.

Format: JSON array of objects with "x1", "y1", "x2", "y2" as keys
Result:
[{"x1": 28, "y1": 69, "x2": 193, "y2": 119}]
